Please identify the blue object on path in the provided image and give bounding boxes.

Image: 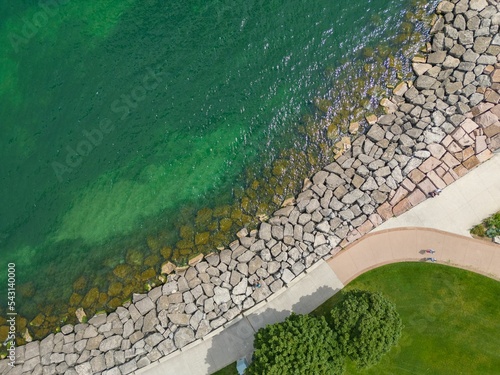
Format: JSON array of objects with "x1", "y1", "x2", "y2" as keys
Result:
[{"x1": 236, "y1": 357, "x2": 249, "y2": 374}]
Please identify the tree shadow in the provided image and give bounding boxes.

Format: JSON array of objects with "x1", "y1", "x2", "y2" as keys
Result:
[{"x1": 204, "y1": 284, "x2": 341, "y2": 374}]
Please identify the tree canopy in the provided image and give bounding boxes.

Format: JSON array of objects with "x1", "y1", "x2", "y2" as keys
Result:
[
  {"x1": 330, "y1": 289, "x2": 403, "y2": 368},
  {"x1": 246, "y1": 313, "x2": 344, "y2": 375}
]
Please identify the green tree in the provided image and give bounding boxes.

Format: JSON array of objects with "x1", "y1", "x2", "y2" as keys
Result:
[
  {"x1": 330, "y1": 289, "x2": 403, "y2": 368},
  {"x1": 246, "y1": 313, "x2": 344, "y2": 375}
]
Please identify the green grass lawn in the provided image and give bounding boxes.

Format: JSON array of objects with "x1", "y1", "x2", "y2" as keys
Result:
[
  {"x1": 312, "y1": 263, "x2": 500, "y2": 375},
  {"x1": 212, "y1": 364, "x2": 239, "y2": 375},
  {"x1": 214, "y1": 263, "x2": 500, "y2": 375}
]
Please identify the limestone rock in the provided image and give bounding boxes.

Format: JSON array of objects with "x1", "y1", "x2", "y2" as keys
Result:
[
  {"x1": 415, "y1": 75, "x2": 437, "y2": 90},
  {"x1": 99, "y1": 335, "x2": 123, "y2": 352},
  {"x1": 174, "y1": 327, "x2": 195, "y2": 349},
  {"x1": 366, "y1": 124, "x2": 385, "y2": 142},
  {"x1": 135, "y1": 297, "x2": 155, "y2": 315},
  {"x1": 213, "y1": 287, "x2": 231, "y2": 304},
  {"x1": 258, "y1": 222, "x2": 272, "y2": 241}
]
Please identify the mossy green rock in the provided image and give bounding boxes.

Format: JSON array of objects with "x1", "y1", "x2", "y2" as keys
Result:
[
  {"x1": 30, "y1": 314, "x2": 45, "y2": 327},
  {"x1": 219, "y1": 218, "x2": 233, "y2": 232},
  {"x1": 113, "y1": 264, "x2": 132, "y2": 279},
  {"x1": 126, "y1": 249, "x2": 143, "y2": 266},
  {"x1": 195, "y1": 207, "x2": 213, "y2": 228},
  {"x1": 81, "y1": 287, "x2": 100, "y2": 309}
]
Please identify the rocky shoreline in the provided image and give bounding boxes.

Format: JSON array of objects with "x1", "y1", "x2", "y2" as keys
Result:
[{"x1": 2, "y1": 0, "x2": 500, "y2": 374}]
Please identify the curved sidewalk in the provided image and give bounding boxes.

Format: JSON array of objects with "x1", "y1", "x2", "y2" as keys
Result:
[
  {"x1": 142, "y1": 151, "x2": 500, "y2": 375},
  {"x1": 328, "y1": 227, "x2": 500, "y2": 284}
]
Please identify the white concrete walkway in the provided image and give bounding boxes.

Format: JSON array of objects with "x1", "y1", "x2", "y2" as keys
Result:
[
  {"x1": 375, "y1": 152, "x2": 500, "y2": 236},
  {"x1": 137, "y1": 261, "x2": 343, "y2": 375},
  {"x1": 138, "y1": 153, "x2": 500, "y2": 375}
]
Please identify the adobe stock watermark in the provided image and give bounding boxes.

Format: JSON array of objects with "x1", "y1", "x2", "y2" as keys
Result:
[
  {"x1": 51, "y1": 66, "x2": 167, "y2": 182},
  {"x1": 8, "y1": 0, "x2": 71, "y2": 53},
  {"x1": 4, "y1": 263, "x2": 16, "y2": 367}
]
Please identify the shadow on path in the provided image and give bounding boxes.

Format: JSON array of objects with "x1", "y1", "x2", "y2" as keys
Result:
[{"x1": 204, "y1": 285, "x2": 340, "y2": 374}]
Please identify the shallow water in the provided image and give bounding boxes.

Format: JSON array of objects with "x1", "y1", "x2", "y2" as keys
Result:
[{"x1": 0, "y1": 0, "x2": 437, "y2": 334}]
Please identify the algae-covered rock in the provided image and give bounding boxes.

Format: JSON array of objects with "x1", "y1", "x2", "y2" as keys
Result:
[
  {"x1": 327, "y1": 122, "x2": 338, "y2": 139},
  {"x1": 69, "y1": 293, "x2": 82, "y2": 306},
  {"x1": 195, "y1": 231, "x2": 210, "y2": 246},
  {"x1": 211, "y1": 232, "x2": 230, "y2": 249},
  {"x1": 219, "y1": 218, "x2": 233, "y2": 232},
  {"x1": 240, "y1": 214, "x2": 254, "y2": 226},
  {"x1": 179, "y1": 225, "x2": 194, "y2": 240},
  {"x1": 195, "y1": 207, "x2": 213, "y2": 228},
  {"x1": 108, "y1": 282, "x2": 123, "y2": 297},
  {"x1": 272, "y1": 159, "x2": 288, "y2": 177},
  {"x1": 98, "y1": 292, "x2": 108, "y2": 305},
  {"x1": 81, "y1": 287, "x2": 100, "y2": 309},
  {"x1": 30, "y1": 313, "x2": 45, "y2": 327},
  {"x1": 314, "y1": 97, "x2": 332, "y2": 113},
  {"x1": 160, "y1": 246, "x2": 173, "y2": 259},
  {"x1": 171, "y1": 249, "x2": 182, "y2": 263},
  {"x1": 18, "y1": 282, "x2": 35, "y2": 298},
  {"x1": 108, "y1": 298, "x2": 122, "y2": 309},
  {"x1": 126, "y1": 249, "x2": 144, "y2": 266},
  {"x1": 240, "y1": 196, "x2": 250, "y2": 212},
  {"x1": 146, "y1": 236, "x2": 161, "y2": 251},
  {"x1": 213, "y1": 205, "x2": 231, "y2": 218},
  {"x1": 274, "y1": 185, "x2": 284, "y2": 196},
  {"x1": 176, "y1": 238, "x2": 193, "y2": 250},
  {"x1": 179, "y1": 248, "x2": 192, "y2": 256},
  {"x1": 144, "y1": 254, "x2": 160, "y2": 267},
  {"x1": 15, "y1": 317, "x2": 27, "y2": 332},
  {"x1": 46, "y1": 315, "x2": 58, "y2": 325},
  {"x1": 362, "y1": 46, "x2": 375, "y2": 59},
  {"x1": 0, "y1": 326, "x2": 8, "y2": 343},
  {"x1": 230, "y1": 208, "x2": 243, "y2": 221},
  {"x1": 246, "y1": 188, "x2": 257, "y2": 200},
  {"x1": 208, "y1": 220, "x2": 219, "y2": 231},
  {"x1": 72, "y1": 276, "x2": 87, "y2": 291},
  {"x1": 113, "y1": 264, "x2": 132, "y2": 279},
  {"x1": 121, "y1": 283, "x2": 136, "y2": 298},
  {"x1": 141, "y1": 268, "x2": 156, "y2": 281}
]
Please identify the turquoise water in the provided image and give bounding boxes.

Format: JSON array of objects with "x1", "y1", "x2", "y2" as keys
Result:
[{"x1": 0, "y1": 0, "x2": 437, "y2": 326}]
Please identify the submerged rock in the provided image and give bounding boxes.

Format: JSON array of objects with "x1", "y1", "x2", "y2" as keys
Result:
[
  {"x1": 126, "y1": 249, "x2": 144, "y2": 266},
  {"x1": 113, "y1": 264, "x2": 132, "y2": 279}
]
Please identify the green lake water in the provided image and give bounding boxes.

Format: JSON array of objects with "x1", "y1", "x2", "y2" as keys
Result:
[{"x1": 0, "y1": 0, "x2": 438, "y2": 335}]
